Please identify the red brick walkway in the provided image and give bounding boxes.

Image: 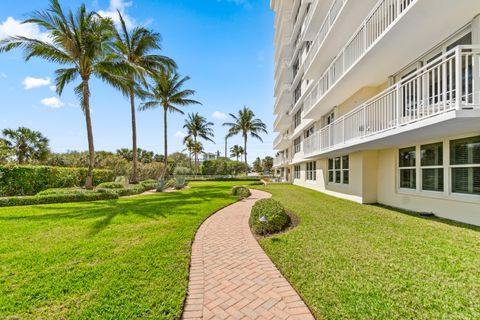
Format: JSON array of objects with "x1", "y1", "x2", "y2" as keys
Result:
[{"x1": 182, "y1": 189, "x2": 314, "y2": 320}]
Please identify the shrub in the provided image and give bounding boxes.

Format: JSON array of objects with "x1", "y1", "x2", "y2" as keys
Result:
[
  {"x1": 231, "y1": 185, "x2": 251, "y2": 199},
  {"x1": 97, "y1": 184, "x2": 148, "y2": 197},
  {"x1": 174, "y1": 176, "x2": 187, "y2": 190},
  {"x1": 166, "y1": 178, "x2": 176, "y2": 188},
  {"x1": 250, "y1": 199, "x2": 290, "y2": 235},
  {"x1": 0, "y1": 192, "x2": 118, "y2": 207},
  {"x1": 0, "y1": 165, "x2": 114, "y2": 196},
  {"x1": 173, "y1": 166, "x2": 191, "y2": 176},
  {"x1": 140, "y1": 179, "x2": 157, "y2": 190},
  {"x1": 36, "y1": 187, "x2": 93, "y2": 196},
  {"x1": 97, "y1": 182, "x2": 125, "y2": 189},
  {"x1": 156, "y1": 179, "x2": 167, "y2": 192},
  {"x1": 114, "y1": 176, "x2": 129, "y2": 187}
]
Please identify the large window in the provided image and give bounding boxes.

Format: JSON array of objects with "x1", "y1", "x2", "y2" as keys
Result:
[
  {"x1": 294, "y1": 165, "x2": 300, "y2": 180},
  {"x1": 450, "y1": 136, "x2": 480, "y2": 195},
  {"x1": 421, "y1": 142, "x2": 443, "y2": 192},
  {"x1": 399, "y1": 147, "x2": 416, "y2": 189},
  {"x1": 294, "y1": 108, "x2": 302, "y2": 128},
  {"x1": 306, "y1": 161, "x2": 316, "y2": 181},
  {"x1": 328, "y1": 156, "x2": 349, "y2": 184},
  {"x1": 294, "y1": 137, "x2": 301, "y2": 154}
]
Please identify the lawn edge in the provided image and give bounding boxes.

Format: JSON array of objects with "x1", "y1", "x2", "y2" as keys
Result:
[
  {"x1": 179, "y1": 195, "x2": 241, "y2": 319},
  {"x1": 249, "y1": 187, "x2": 318, "y2": 319}
]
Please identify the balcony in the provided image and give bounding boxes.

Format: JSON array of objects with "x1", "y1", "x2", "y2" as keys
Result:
[
  {"x1": 304, "y1": 46, "x2": 480, "y2": 157},
  {"x1": 273, "y1": 154, "x2": 292, "y2": 168},
  {"x1": 304, "y1": 0, "x2": 417, "y2": 116},
  {"x1": 273, "y1": 131, "x2": 291, "y2": 150}
]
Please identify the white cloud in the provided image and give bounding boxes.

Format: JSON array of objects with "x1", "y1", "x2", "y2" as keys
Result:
[
  {"x1": 212, "y1": 111, "x2": 228, "y2": 120},
  {"x1": 174, "y1": 131, "x2": 187, "y2": 138},
  {"x1": 0, "y1": 17, "x2": 51, "y2": 42},
  {"x1": 22, "y1": 76, "x2": 51, "y2": 90},
  {"x1": 40, "y1": 97, "x2": 64, "y2": 109},
  {"x1": 49, "y1": 85, "x2": 57, "y2": 92},
  {"x1": 0, "y1": 73, "x2": 6, "y2": 78},
  {"x1": 217, "y1": 0, "x2": 252, "y2": 9},
  {"x1": 98, "y1": 0, "x2": 136, "y2": 30}
]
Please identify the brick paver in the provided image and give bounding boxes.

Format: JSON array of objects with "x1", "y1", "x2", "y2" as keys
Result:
[{"x1": 182, "y1": 189, "x2": 314, "y2": 320}]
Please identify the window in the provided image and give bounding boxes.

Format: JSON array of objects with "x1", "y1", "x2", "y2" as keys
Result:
[
  {"x1": 294, "y1": 83, "x2": 302, "y2": 103},
  {"x1": 294, "y1": 137, "x2": 301, "y2": 154},
  {"x1": 421, "y1": 142, "x2": 443, "y2": 192},
  {"x1": 294, "y1": 108, "x2": 302, "y2": 128},
  {"x1": 306, "y1": 161, "x2": 316, "y2": 181},
  {"x1": 294, "y1": 165, "x2": 300, "y2": 180},
  {"x1": 328, "y1": 156, "x2": 349, "y2": 184},
  {"x1": 304, "y1": 126, "x2": 314, "y2": 139},
  {"x1": 450, "y1": 136, "x2": 480, "y2": 195},
  {"x1": 399, "y1": 147, "x2": 416, "y2": 189}
]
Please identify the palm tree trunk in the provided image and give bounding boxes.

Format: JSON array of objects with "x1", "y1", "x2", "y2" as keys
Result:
[
  {"x1": 244, "y1": 136, "x2": 248, "y2": 176},
  {"x1": 130, "y1": 89, "x2": 138, "y2": 184},
  {"x1": 194, "y1": 136, "x2": 198, "y2": 175},
  {"x1": 163, "y1": 106, "x2": 168, "y2": 179},
  {"x1": 83, "y1": 79, "x2": 95, "y2": 190}
]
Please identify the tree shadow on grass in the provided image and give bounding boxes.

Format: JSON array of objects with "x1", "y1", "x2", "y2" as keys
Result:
[
  {"x1": 0, "y1": 185, "x2": 236, "y2": 236},
  {"x1": 370, "y1": 204, "x2": 480, "y2": 232}
]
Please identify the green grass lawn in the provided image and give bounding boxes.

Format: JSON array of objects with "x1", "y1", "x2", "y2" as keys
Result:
[
  {"x1": 255, "y1": 184, "x2": 480, "y2": 320},
  {"x1": 0, "y1": 181, "x2": 238, "y2": 320}
]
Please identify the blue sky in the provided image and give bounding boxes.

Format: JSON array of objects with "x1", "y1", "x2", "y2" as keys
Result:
[{"x1": 0, "y1": 0, "x2": 275, "y2": 163}]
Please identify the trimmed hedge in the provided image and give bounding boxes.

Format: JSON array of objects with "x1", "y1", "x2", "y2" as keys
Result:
[
  {"x1": 0, "y1": 165, "x2": 114, "y2": 196},
  {"x1": 36, "y1": 187, "x2": 94, "y2": 196},
  {"x1": 250, "y1": 199, "x2": 290, "y2": 235},
  {"x1": 97, "y1": 184, "x2": 148, "y2": 197},
  {"x1": 187, "y1": 176, "x2": 261, "y2": 182},
  {"x1": 97, "y1": 182, "x2": 125, "y2": 189},
  {"x1": 0, "y1": 192, "x2": 118, "y2": 207},
  {"x1": 231, "y1": 185, "x2": 251, "y2": 199}
]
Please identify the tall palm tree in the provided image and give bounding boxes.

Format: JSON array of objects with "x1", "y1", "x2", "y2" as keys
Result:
[
  {"x1": 183, "y1": 113, "x2": 215, "y2": 174},
  {"x1": 109, "y1": 11, "x2": 176, "y2": 183},
  {"x1": 223, "y1": 106, "x2": 267, "y2": 175},
  {"x1": 183, "y1": 137, "x2": 195, "y2": 170},
  {"x1": 140, "y1": 70, "x2": 200, "y2": 177},
  {"x1": 191, "y1": 141, "x2": 205, "y2": 173},
  {"x1": 2, "y1": 127, "x2": 50, "y2": 164},
  {"x1": 0, "y1": 0, "x2": 128, "y2": 188},
  {"x1": 230, "y1": 145, "x2": 244, "y2": 161}
]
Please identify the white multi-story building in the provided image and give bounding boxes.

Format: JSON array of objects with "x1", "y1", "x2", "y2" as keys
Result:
[{"x1": 271, "y1": 0, "x2": 480, "y2": 226}]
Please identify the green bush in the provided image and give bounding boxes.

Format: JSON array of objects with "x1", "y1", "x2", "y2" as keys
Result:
[
  {"x1": 174, "y1": 176, "x2": 187, "y2": 190},
  {"x1": 97, "y1": 184, "x2": 148, "y2": 197},
  {"x1": 114, "y1": 176, "x2": 129, "y2": 187},
  {"x1": 36, "y1": 187, "x2": 94, "y2": 196},
  {"x1": 140, "y1": 179, "x2": 157, "y2": 190},
  {"x1": 173, "y1": 166, "x2": 191, "y2": 176},
  {"x1": 97, "y1": 182, "x2": 125, "y2": 189},
  {"x1": 166, "y1": 178, "x2": 176, "y2": 189},
  {"x1": 0, "y1": 165, "x2": 113, "y2": 196},
  {"x1": 231, "y1": 185, "x2": 251, "y2": 199},
  {"x1": 187, "y1": 176, "x2": 261, "y2": 182},
  {"x1": 249, "y1": 199, "x2": 290, "y2": 235},
  {"x1": 0, "y1": 192, "x2": 118, "y2": 207}
]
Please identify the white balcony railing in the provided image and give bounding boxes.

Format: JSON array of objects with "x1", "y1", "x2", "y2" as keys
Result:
[
  {"x1": 274, "y1": 155, "x2": 292, "y2": 167},
  {"x1": 304, "y1": 0, "x2": 347, "y2": 71},
  {"x1": 304, "y1": 0, "x2": 416, "y2": 114},
  {"x1": 304, "y1": 46, "x2": 480, "y2": 156}
]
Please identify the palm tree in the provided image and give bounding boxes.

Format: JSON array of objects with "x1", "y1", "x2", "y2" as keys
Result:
[
  {"x1": 230, "y1": 145, "x2": 244, "y2": 161},
  {"x1": 223, "y1": 106, "x2": 267, "y2": 175},
  {"x1": 109, "y1": 11, "x2": 176, "y2": 183},
  {"x1": 140, "y1": 70, "x2": 200, "y2": 177},
  {"x1": 0, "y1": 0, "x2": 128, "y2": 189},
  {"x1": 183, "y1": 113, "x2": 215, "y2": 174},
  {"x1": 191, "y1": 141, "x2": 205, "y2": 173},
  {"x1": 183, "y1": 137, "x2": 195, "y2": 170},
  {"x1": 2, "y1": 127, "x2": 49, "y2": 164}
]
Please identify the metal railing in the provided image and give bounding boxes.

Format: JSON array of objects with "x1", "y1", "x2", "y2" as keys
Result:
[
  {"x1": 304, "y1": 46, "x2": 480, "y2": 156},
  {"x1": 304, "y1": 0, "x2": 416, "y2": 113}
]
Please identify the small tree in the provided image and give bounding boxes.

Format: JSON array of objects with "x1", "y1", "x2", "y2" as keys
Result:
[
  {"x1": 1, "y1": 127, "x2": 50, "y2": 164},
  {"x1": 252, "y1": 157, "x2": 263, "y2": 173},
  {"x1": 263, "y1": 156, "x2": 274, "y2": 174}
]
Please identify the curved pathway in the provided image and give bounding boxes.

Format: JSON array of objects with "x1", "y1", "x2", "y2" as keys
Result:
[{"x1": 182, "y1": 189, "x2": 314, "y2": 320}]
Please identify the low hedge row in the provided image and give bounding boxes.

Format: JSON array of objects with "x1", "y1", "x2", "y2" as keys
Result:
[
  {"x1": 186, "y1": 176, "x2": 261, "y2": 182},
  {"x1": 0, "y1": 165, "x2": 114, "y2": 196},
  {"x1": 0, "y1": 192, "x2": 118, "y2": 207}
]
